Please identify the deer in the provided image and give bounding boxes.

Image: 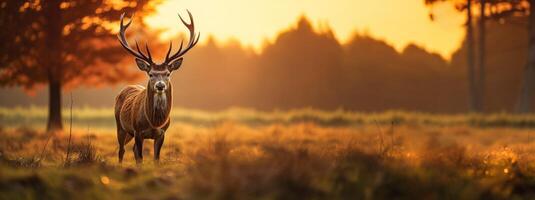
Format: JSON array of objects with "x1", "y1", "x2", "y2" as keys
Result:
[{"x1": 114, "y1": 11, "x2": 200, "y2": 164}]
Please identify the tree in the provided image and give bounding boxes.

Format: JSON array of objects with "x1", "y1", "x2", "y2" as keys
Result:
[
  {"x1": 0, "y1": 0, "x2": 157, "y2": 132},
  {"x1": 253, "y1": 17, "x2": 344, "y2": 109},
  {"x1": 425, "y1": 0, "x2": 481, "y2": 112},
  {"x1": 472, "y1": 0, "x2": 531, "y2": 112},
  {"x1": 428, "y1": 0, "x2": 535, "y2": 113},
  {"x1": 519, "y1": 0, "x2": 535, "y2": 112},
  {"x1": 492, "y1": 0, "x2": 535, "y2": 113},
  {"x1": 478, "y1": 0, "x2": 487, "y2": 111}
]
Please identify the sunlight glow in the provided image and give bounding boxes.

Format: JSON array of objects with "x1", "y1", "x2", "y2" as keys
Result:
[{"x1": 144, "y1": 0, "x2": 465, "y2": 59}]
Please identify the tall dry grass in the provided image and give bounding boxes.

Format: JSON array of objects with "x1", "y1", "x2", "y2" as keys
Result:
[{"x1": 1, "y1": 119, "x2": 535, "y2": 199}]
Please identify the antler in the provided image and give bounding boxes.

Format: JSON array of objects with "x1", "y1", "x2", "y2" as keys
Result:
[
  {"x1": 164, "y1": 10, "x2": 201, "y2": 64},
  {"x1": 117, "y1": 13, "x2": 153, "y2": 64}
]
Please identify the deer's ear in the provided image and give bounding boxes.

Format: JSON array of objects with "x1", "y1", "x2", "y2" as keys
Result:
[
  {"x1": 169, "y1": 58, "x2": 183, "y2": 71},
  {"x1": 135, "y1": 58, "x2": 150, "y2": 72}
]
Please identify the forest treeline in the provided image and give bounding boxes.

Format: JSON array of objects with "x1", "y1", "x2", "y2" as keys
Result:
[{"x1": 0, "y1": 16, "x2": 529, "y2": 113}]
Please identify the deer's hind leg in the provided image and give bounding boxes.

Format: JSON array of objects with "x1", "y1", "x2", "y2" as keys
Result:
[
  {"x1": 118, "y1": 131, "x2": 134, "y2": 164},
  {"x1": 117, "y1": 128, "x2": 127, "y2": 163},
  {"x1": 116, "y1": 110, "x2": 126, "y2": 163}
]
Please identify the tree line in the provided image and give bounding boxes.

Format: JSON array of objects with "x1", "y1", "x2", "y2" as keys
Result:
[{"x1": 1, "y1": 16, "x2": 529, "y2": 113}]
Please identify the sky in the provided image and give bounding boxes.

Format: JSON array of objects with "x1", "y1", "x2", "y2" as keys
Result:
[{"x1": 144, "y1": 0, "x2": 466, "y2": 59}]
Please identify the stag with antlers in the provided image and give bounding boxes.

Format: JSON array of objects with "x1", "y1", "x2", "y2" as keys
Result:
[{"x1": 115, "y1": 11, "x2": 200, "y2": 164}]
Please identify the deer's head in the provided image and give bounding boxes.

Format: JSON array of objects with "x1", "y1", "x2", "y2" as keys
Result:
[{"x1": 117, "y1": 11, "x2": 200, "y2": 94}]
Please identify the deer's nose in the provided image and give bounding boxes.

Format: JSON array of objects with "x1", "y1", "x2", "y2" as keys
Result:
[{"x1": 155, "y1": 81, "x2": 166, "y2": 91}]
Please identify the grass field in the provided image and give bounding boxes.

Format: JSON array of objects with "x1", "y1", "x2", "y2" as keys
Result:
[
  {"x1": 3, "y1": 106, "x2": 535, "y2": 131},
  {"x1": 1, "y1": 107, "x2": 535, "y2": 199}
]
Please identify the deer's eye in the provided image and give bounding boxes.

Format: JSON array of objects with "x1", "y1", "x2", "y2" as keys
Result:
[
  {"x1": 149, "y1": 74, "x2": 154, "y2": 78},
  {"x1": 166, "y1": 73, "x2": 170, "y2": 77}
]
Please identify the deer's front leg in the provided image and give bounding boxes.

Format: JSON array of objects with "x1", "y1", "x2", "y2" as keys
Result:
[
  {"x1": 154, "y1": 129, "x2": 165, "y2": 163},
  {"x1": 133, "y1": 132, "x2": 144, "y2": 164}
]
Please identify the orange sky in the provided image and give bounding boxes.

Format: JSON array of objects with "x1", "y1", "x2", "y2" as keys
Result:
[{"x1": 144, "y1": 0, "x2": 465, "y2": 59}]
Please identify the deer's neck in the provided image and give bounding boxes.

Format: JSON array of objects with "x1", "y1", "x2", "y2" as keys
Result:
[{"x1": 145, "y1": 83, "x2": 172, "y2": 128}]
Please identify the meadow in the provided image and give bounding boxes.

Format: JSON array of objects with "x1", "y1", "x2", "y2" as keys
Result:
[{"x1": 1, "y1": 107, "x2": 535, "y2": 199}]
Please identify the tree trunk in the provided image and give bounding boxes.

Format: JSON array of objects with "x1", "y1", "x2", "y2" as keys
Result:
[
  {"x1": 477, "y1": 0, "x2": 486, "y2": 112},
  {"x1": 47, "y1": 77, "x2": 62, "y2": 132},
  {"x1": 44, "y1": 0, "x2": 63, "y2": 132},
  {"x1": 466, "y1": 0, "x2": 478, "y2": 112},
  {"x1": 516, "y1": 0, "x2": 535, "y2": 113}
]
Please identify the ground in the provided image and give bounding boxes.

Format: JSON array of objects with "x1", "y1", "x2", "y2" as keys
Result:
[{"x1": 1, "y1": 108, "x2": 535, "y2": 199}]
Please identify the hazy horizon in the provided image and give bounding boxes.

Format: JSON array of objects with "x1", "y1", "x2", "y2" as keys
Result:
[
  {"x1": 144, "y1": 0, "x2": 465, "y2": 59},
  {"x1": 0, "y1": 14, "x2": 528, "y2": 113}
]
